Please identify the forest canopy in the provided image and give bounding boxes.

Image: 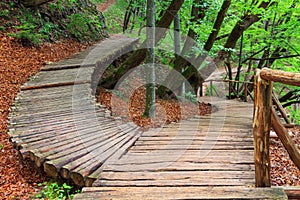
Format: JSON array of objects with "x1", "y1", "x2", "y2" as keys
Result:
[{"x1": 102, "y1": 0, "x2": 300, "y2": 121}]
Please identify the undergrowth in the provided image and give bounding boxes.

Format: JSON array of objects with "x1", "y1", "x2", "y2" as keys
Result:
[
  {"x1": 102, "y1": 0, "x2": 128, "y2": 34},
  {"x1": 35, "y1": 181, "x2": 81, "y2": 200},
  {"x1": 0, "y1": 0, "x2": 108, "y2": 45}
]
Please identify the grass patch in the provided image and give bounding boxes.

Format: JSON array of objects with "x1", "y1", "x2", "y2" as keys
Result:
[{"x1": 35, "y1": 180, "x2": 80, "y2": 200}]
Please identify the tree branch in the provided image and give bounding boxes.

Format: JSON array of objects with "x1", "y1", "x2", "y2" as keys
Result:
[
  {"x1": 247, "y1": 54, "x2": 300, "y2": 61},
  {"x1": 282, "y1": 101, "x2": 300, "y2": 108}
]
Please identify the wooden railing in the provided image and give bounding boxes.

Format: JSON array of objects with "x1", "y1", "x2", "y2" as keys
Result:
[
  {"x1": 201, "y1": 79, "x2": 254, "y2": 101},
  {"x1": 253, "y1": 68, "x2": 300, "y2": 187}
]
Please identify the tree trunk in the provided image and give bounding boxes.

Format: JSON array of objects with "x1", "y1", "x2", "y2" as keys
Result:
[
  {"x1": 204, "y1": 0, "x2": 231, "y2": 51},
  {"x1": 143, "y1": 0, "x2": 156, "y2": 118},
  {"x1": 174, "y1": 13, "x2": 185, "y2": 97},
  {"x1": 100, "y1": 0, "x2": 184, "y2": 89},
  {"x1": 180, "y1": 0, "x2": 232, "y2": 91},
  {"x1": 180, "y1": 0, "x2": 205, "y2": 58},
  {"x1": 216, "y1": 1, "x2": 270, "y2": 98},
  {"x1": 158, "y1": 0, "x2": 230, "y2": 97}
]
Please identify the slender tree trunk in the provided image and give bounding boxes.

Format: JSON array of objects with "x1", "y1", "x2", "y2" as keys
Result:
[
  {"x1": 157, "y1": 0, "x2": 208, "y2": 97},
  {"x1": 180, "y1": 0, "x2": 205, "y2": 58},
  {"x1": 168, "y1": 0, "x2": 232, "y2": 94},
  {"x1": 203, "y1": 0, "x2": 231, "y2": 51},
  {"x1": 174, "y1": 14, "x2": 185, "y2": 97},
  {"x1": 217, "y1": 1, "x2": 271, "y2": 80},
  {"x1": 144, "y1": 0, "x2": 156, "y2": 118},
  {"x1": 100, "y1": 0, "x2": 184, "y2": 89}
]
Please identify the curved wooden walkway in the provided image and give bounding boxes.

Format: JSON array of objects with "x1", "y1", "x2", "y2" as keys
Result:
[
  {"x1": 8, "y1": 37, "x2": 287, "y2": 199},
  {"x1": 9, "y1": 36, "x2": 140, "y2": 186}
]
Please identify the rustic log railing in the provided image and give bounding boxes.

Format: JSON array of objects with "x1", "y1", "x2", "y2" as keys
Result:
[
  {"x1": 201, "y1": 79, "x2": 254, "y2": 101},
  {"x1": 253, "y1": 68, "x2": 300, "y2": 187}
]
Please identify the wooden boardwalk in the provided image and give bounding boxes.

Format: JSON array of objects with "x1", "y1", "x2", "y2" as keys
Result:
[
  {"x1": 9, "y1": 36, "x2": 141, "y2": 186},
  {"x1": 8, "y1": 36, "x2": 288, "y2": 199}
]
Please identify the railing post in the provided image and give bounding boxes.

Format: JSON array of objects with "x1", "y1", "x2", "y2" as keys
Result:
[
  {"x1": 253, "y1": 69, "x2": 273, "y2": 187},
  {"x1": 243, "y1": 82, "x2": 247, "y2": 102},
  {"x1": 210, "y1": 80, "x2": 213, "y2": 96}
]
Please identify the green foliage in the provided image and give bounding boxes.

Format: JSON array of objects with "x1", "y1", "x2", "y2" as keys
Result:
[
  {"x1": 7, "y1": 8, "x2": 45, "y2": 45},
  {"x1": 67, "y1": 13, "x2": 91, "y2": 40},
  {"x1": 184, "y1": 91, "x2": 198, "y2": 104},
  {"x1": 9, "y1": 30, "x2": 43, "y2": 45},
  {"x1": 104, "y1": 0, "x2": 299, "y2": 99},
  {"x1": 103, "y1": 0, "x2": 129, "y2": 34},
  {"x1": 288, "y1": 105, "x2": 300, "y2": 124},
  {"x1": 178, "y1": 91, "x2": 198, "y2": 104},
  {"x1": 274, "y1": 83, "x2": 300, "y2": 124},
  {"x1": 205, "y1": 83, "x2": 219, "y2": 97},
  {"x1": 0, "y1": 26, "x2": 6, "y2": 32},
  {"x1": 0, "y1": 9, "x2": 9, "y2": 18},
  {"x1": 90, "y1": 0, "x2": 105, "y2": 3},
  {"x1": 0, "y1": 144, "x2": 3, "y2": 149},
  {"x1": 35, "y1": 181, "x2": 80, "y2": 200},
  {"x1": 1, "y1": 0, "x2": 107, "y2": 45}
]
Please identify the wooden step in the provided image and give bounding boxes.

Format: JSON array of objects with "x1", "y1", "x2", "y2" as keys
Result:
[{"x1": 73, "y1": 186, "x2": 287, "y2": 200}]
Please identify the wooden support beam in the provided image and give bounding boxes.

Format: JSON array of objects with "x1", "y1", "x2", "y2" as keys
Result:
[
  {"x1": 260, "y1": 68, "x2": 300, "y2": 86},
  {"x1": 272, "y1": 92, "x2": 291, "y2": 124},
  {"x1": 253, "y1": 69, "x2": 272, "y2": 187},
  {"x1": 271, "y1": 107, "x2": 300, "y2": 170}
]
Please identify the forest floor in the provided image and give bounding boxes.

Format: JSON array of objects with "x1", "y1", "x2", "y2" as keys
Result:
[
  {"x1": 0, "y1": 32, "x2": 92, "y2": 199},
  {"x1": 97, "y1": 0, "x2": 116, "y2": 12}
]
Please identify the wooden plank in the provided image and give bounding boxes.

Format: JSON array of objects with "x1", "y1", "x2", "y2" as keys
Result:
[
  {"x1": 134, "y1": 140, "x2": 253, "y2": 146},
  {"x1": 21, "y1": 80, "x2": 91, "y2": 90},
  {"x1": 23, "y1": 67, "x2": 93, "y2": 87},
  {"x1": 130, "y1": 144, "x2": 254, "y2": 151},
  {"x1": 10, "y1": 105, "x2": 106, "y2": 122},
  {"x1": 283, "y1": 187, "x2": 300, "y2": 200},
  {"x1": 104, "y1": 154, "x2": 254, "y2": 166},
  {"x1": 23, "y1": 121, "x2": 120, "y2": 154},
  {"x1": 14, "y1": 91, "x2": 92, "y2": 105},
  {"x1": 69, "y1": 128, "x2": 140, "y2": 186},
  {"x1": 13, "y1": 91, "x2": 92, "y2": 107},
  {"x1": 41, "y1": 63, "x2": 94, "y2": 71},
  {"x1": 45, "y1": 125, "x2": 134, "y2": 161},
  {"x1": 30, "y1": 124, "x2": 122, "y2": 167},
  {"x1": 137, "y1": 136, "x2": 253, "y2": 142},
  {"x1": 10, "y1": 108, "x2": 109, "y2": 130},
  {"x1": 16, "y1": 84, "x2": 88, "y2": 97},
  {"x1": 102, "y1": 162, "x2": 254, "y2": 172},
  {"x1": 99, "y1": 171, "x2": 254, "y2": 180},
  {"x1": 96, "y1": 178, "x2": 254, "y2": 187},
  {"x1": 85, "y1": 131, "x2": 142, "y2": 186},
  {"x1": 43, "y1": 126, "x2": 137, "y2": 178},
  {"x1": 73, "y1": 186, "x2": 287, "y2": 200},
  {"x1": 141, "y1": 128, "x2": 252, "y2": 135},
  {"x1": 14, "y1": 119, "x2": 117, "y2": 145}
]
